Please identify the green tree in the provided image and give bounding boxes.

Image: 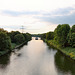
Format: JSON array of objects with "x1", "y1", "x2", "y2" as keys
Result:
[
  {"x1": 67, "y1": 29, "x2": 72, "y2": 46},
  {"x1": 23, "y1": 33, "x2": 31, "y2": 41},
  {"x1": 54, "y1": 24, "x2": 70, "y2": 47},
  {"x1": 41, "y1": 33, "x2": 46, "y2": 39},
  {"x1": 0, "y1": 28, "x2": 8, "y2": 33},
  {"x1": 46, "y1": 32, "x2": 54, "y2": 40},
  {"x1": 67, "y1": 25, "x2": 75, "y2": 47},
  {"x1": 14, "y1": 34, "x2": 25, "y2": 44},
  {"x1": 8, "y1": 31, "x2": 20, "y2": 43},
  {"x1": 71, "y1": 25, "x2": 75, "y2": 33},
  {"x1": 71, "y1": 33, "x2": 75, "y2": 47},
  {"x1": 0, "y1": 32, "x2": 11, "y2": 51}
]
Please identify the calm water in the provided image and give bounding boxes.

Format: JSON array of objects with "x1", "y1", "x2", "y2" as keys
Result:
[{"x1": 0, "y1": 37, "x2": 75, "y2": 75}]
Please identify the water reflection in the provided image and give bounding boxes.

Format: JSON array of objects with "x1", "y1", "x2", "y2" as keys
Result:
[
  {"x1": 0, "y1": 53, "x2": 11, "y2": 69},
  {"x1": 32, "y1": 37, "x2": 41, "y2": 40},
  {"x1": 55, "y1": 51, "x2": 75, "y2": 75},
  {"x1": 0, "y1": 39, "x2": 75, "y2": 75}
]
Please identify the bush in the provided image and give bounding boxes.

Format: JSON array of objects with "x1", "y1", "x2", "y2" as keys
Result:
[
  {"x1": 0, "y1": 32, "x2": 11, "y2": 51},
  {"x1": 8, "y1": 31, "x2": 20, "y2": 43},
  {"x1": 14, "y1": 34, "x2": 25, "y2": 44},
  {"x1": 46, "y1": 32, "x2": 54, "y2": 40}
]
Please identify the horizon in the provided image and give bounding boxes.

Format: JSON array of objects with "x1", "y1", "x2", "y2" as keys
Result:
[
  {"x1": 0, "y1": 0, "x2": 75, "y2": 34},
  {"x1": 0, "y1": 24, "x2": 73, "y2": 34}
]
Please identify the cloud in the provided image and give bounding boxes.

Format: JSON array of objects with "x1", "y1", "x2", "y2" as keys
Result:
[
  {"x1": 0, "y1": 0, "x2": 75, "y2": 12},
  {"x1": 0, "y1": 0, "x2": 75, "y2": 33},
  {"x1": 43, "y1": 7, "x2": 75, "y2": 16},
  {"x1": 36, "y1": 7, "x2": 75, "y2": 25},
  {"x1": 2, "y1": 10, "x2": 40, "y2": 16}
]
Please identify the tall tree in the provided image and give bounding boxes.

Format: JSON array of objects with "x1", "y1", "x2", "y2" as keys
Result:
[
  {"x1": 67, "y1": 25, "x2": 75, "y2": 47},
  {"x1": 14, "y1": 34, "x2": 25, "y2": 44},
  {"x1": 54, "y1": 24, "x2": 70, "y2": 47},
  {"x1": 71, "y1": 25, "x2": 75, "y2": 33},
  {"x1": 0, "y1": 32, "x2": 11, "y2": 51},
  {"x1": 46, "y1": 32, "x2": 54, "y2": 40},
  {"x1": 8, "y1": 31, "x2": 20, "y2": 43}
]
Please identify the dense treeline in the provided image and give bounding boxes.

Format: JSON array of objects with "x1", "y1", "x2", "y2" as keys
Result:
[
  {"x1": 0, "y1": 28, "x2": 31, "y2": 52},
  {"x1": 31, "y1": 34, "x2": 41, "y2": 37},
  {"x1": 41, "y1": 24, "x2": 75, "y2": 48}
]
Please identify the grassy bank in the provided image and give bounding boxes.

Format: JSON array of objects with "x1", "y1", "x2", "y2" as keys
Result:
[
  {"x1": 0, "y1": 41, "x2": 28, "y2": 56},
  {"x1": 0, "y1": 50, "x2": 9, "y2": 56},
  {"x1": 0, "y1": 43, "x2": 16, "y2": 56},
  {"x1": 45, "y1": 39, "x2": 75, "y2": 60},
  {"x1": 11, "y1": 41, "x2": 28, "y2": 51},
  {"x1": 11, "y1": 43, "x2": 17, "y2": 49}
]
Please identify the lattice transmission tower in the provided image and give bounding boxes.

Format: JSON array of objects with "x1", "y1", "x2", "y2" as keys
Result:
[{"x1": 20, "y1": 25, "x2": 25, "y2": 33}]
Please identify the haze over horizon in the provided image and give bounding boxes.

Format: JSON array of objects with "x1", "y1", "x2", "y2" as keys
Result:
[{"x1": 0, "y1": 0, "x2": 75, "y2": 34}]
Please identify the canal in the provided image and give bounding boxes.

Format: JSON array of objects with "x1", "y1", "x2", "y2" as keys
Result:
[{"x1": 0, "y1": 37, "x2": 75, "y2": 75}]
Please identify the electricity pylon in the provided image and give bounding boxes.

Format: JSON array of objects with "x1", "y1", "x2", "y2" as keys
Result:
[{"x1": 20, "y1": 25, "x2": 24, "y2": 33}]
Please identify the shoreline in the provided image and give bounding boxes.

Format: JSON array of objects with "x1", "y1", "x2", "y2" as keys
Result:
[
  {"x1": 0, "y1": 41, "x2": 28, "y2": 56},
  {"x1": 44, "y1": 39, "x2": 75, "y2": 61}
]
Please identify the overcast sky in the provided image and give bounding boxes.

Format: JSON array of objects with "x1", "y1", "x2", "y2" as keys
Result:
[{"x1": 0, "y1": 0, "x2": 75, "y2": 34}]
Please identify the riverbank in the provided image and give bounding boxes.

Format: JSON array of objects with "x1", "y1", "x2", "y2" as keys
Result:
[
  {"x1": 0, "y1": 50, "x2": 10, "y2": 56},
  {"x1": 0, "y1": 41, "x2": 28, "y2": 56},
  {"x1": 12, "y1": 41, "x2": 28, "y2": 51},
  {"x1": 44, "y1": 39, "x2": 75, "y2": 60}
]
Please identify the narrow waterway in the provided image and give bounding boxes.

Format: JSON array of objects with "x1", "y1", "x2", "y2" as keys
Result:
[{"x1": 0, "y1": 37, "x2": 75, "y2": 75}]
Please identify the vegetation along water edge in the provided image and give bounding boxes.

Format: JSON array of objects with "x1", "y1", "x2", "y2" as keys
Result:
[
  {"x1": 0, "y1": 28, "x2": 31, "y2": 56},
  {"x1": 40, "y1": 24, "x2": 75, "y2": 60}
]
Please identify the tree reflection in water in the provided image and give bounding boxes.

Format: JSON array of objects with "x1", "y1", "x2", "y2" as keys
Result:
[
  {"x1": 54, "y1": 51, "x2": 75, "y2": 75},
  {"x1": 0, "y1": 53, "x2": 11, "y2": 69}
]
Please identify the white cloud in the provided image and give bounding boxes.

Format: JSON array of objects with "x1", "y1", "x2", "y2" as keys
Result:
[
  {"x1": 0, "y1": 0, "x2": 75, "y2": 33},
  {"x1": 0, "y1": 0, "x2": 75, "y2": 12}
]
